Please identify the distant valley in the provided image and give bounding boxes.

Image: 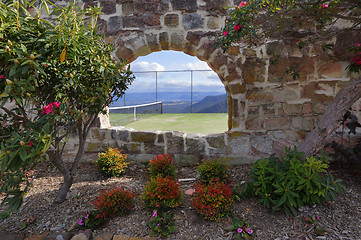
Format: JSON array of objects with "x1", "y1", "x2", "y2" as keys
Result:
[{"x1": 110, "y1": 92, "x2": 227, "y2": 113}]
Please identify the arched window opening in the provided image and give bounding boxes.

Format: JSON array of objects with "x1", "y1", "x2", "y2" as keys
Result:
[{"x1": 109, "y1": 51, "x2": 228, "y2": 134}]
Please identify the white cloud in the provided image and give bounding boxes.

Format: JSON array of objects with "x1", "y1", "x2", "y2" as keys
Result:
[{"x1": 130, "y1": 61, "x2": 166, "y2": 72}]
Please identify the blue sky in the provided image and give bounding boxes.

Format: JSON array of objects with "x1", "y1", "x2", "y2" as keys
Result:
[{"x1": 127, "y1": 51, "x2": 225, "y2": 93}]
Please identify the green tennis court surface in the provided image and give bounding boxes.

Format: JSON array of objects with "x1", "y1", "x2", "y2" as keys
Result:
[{"x1": 109, "y1": 113, "x2": 228, "y2": 134}]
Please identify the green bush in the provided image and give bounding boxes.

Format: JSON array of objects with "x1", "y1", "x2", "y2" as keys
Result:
[
  {"x1": 148, "y1": 154, "x2": 177, "y2": 179},
  {"x1": 96, "y1": 148, "x2": 129, "y2": 177},
  {"x1": 197, "y1": 159, "x2": 229, "y2": 184},
  {"x1": 236, "y1": 147, "x2": 344, "y2": 216}
]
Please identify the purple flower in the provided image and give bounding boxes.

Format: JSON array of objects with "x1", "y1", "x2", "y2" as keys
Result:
[
  {"x1": 246, "y1": 227, "x2": 253, "y2": 234},
  {"x1": 151, "y1": 210, "x2": 157, "y2": 219},
  {"x1": 316, "y1": 216, "x2": 320, "y2": 220},
  {"x1": 157, "y1": 223, "x2": 160, "y2": 226},
  {"x1": 237, "y1": 228, "x2": 243, "y2": 233},
  {"x1": 83, "y1": 213, "x2": 89, "y2": 219},
  {"x1": 77, "y1": 218, "x2": 84, "y2": 226}
]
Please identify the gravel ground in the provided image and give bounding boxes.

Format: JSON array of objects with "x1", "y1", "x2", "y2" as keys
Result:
[{"x1": 1, "y1": 160, "x2": 361, "y2": 240}]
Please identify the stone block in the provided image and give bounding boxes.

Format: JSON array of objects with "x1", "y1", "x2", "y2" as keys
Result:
[
  {"x1": 146, "y1": 33, "x2": 160, "y2": 51},
  {"x1": 198, "y1": 40, "x2": 218, "y2": 62},
  {"x1": 302, "y1": 116, "x2": 315, "y2": 131},
  {"x1": 182, "y1": 13, "x2": 204, "y2": 30},
  {"x1": 123, "y1": 14, "x2": 160, "y2": 28},
  {"x1": 171, "y1": 0, "x2": 197, "y2": 12},
  {"x1": 284, "y1": 103, "x2": 303, "y2": 115},
  {"x1": 170, "y1": 32, "x2": 184, "y2": 49},
  {"x1": 284, "y1": 130, "x2": 306, "y2": 141},
  {"x1": 113, "y1": 235, "x2": 130, "y2": 240},
  {"x1": 225, "y1": 66, "x2": 241, "y2": 83},
  {"x1": 1, "y1": 232, "x2": 25, "y2": 240},
  {"x1": 268, "y1": 57, "x2": 315, "y2": 82},
  {"x1": 265, "y1": 117, "x2": 290, "y2": 130},
  {"x1": 115, "y1": 46, "x2": 134, "y2": 62},
  {"x1": 100, "y1": 0, "x2": 116, "y2": 15},
  {"x1": 318, "y1": 61, "x2": 347, "y2": 78},
  {"x1": 85, "y1": 142, "x2": 107, "y2": 152},
  {"x1": 108, "y1": 16, "x2": 122, "y2": 33},
  {"x1": 266, "y1": 41, "x2": 284, "y2": 56},
  {"x1": 209, "y1": 50, "x2": 228, "y2": 70},
  {"x1": 240, "y1": 58, "x2": 266, "y2": 83},
  {"x1": 206, "y1": 16, "x2": 220, "y2": 29},
  {"x1": 165, "y1": 14, "x2": 179, "y2": 27},
  {"x1": 291, "y1": 116, "x2": 303, "y2": 129},
  {"x1": 204, "y1": 0, "x2": 232, "y2": 14},
  {"x1": 131, "y1": 131, "x2": 157, "y2": 143},
  {"x1": 159, "y1": 32, "x2": 169, "y2": 50},
  {"x1": 166, "y1": 132, "x2": 185, "y2": 154},
  {"x1": 93, "y1": 232, "x2": 113, "y2": 240},
  {"x1": 302, "y1": 103, "x2": 312, "y2": 114},
  {"x1": 245, "y1": 112, "x2": 263, "y2": 130},
  {"x1": 206, "y1": 134, "x2": 226, "y2": 149},
  {"x1": 157, "y1": 133, "x2": 164, "y2": 143},
  {"x1": 144, "y1": 144, "x2": 164, "y2": 154},
  {"x1": 246, "y1": 89, "x2": 274, "y2": 102},
  {"x1": 185, "y1": 137, "x2": 205, "y2": 154},
  {"x1": 123, "y1": 143, "x2": 141, "y2": 154},
  {"x1": 173, "y1": 154, "x2": 201, "y2": 166},
  {"x1": 301, "y1": 82, "x2": 334, "y2": 103},
  {"x1": 118, "y1": 130, "x2": 130, "y2": 141},
  {"x1": 122, "y1": 2, "x2": 135, "y2": 14},
  {"x1": 251, "y1": 134, "x2": 274, "y2": 154},
  {"x1": 227, "y1": 132, "x2": 250, "y2": 154}
]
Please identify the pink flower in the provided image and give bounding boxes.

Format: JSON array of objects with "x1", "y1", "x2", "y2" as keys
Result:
[
  {"x1": 322, "y1": 4, "x2": 328, "y2": 8},
  {"x1": 237, "y1": 228, "x2": 243, "y2": 233},
  {"x1": 41, "y1": 102, "x2": 60, "y2": 115},
  {"x1": 77, "y1": 218, "x2": 84, "y2": 225},
  {"x1": 356, "y1": 42, "x2": 361, "y2": 47},
  {"x1": 316, "y1": 216, "x2": 320, "y2": 220},
  {"x1": 234, "y1": 24, "x2": 242, "y2": 31},
  {"x1": 246, "y1": 227, "x2": 253, "y2": 234},
  {"x1": 223, "y1": 31, "x2": 229, "y2": 36},
  {"x1": 151, "y1": 210, "x2": 157, "y2": 220},
  {"x1": 0, "y1": 75, "x2": 4, "y2": 79},
  {"x1": 27, "y1": 140, "x2": 33, "y2": 147},
  {"x1": 239, "y1": 1, "x2": 247, "y2": 7}
]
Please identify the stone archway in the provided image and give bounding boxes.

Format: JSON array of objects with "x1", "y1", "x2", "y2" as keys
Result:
[{"x1": 69, "y1": 0, "x2": 359, "y2": 161}]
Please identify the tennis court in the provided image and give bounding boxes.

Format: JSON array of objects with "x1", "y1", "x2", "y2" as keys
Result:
[{"x1": 109, "y1": 113, "x2": 228, "y2": 134}]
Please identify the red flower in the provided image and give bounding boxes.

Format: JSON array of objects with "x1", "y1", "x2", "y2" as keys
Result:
[
  {"x1": 223, "y1": 31, "x2": 229, "y2": 37},
  {"x1": 28, "y1": 140, "x2": 33, "y2": 147},
  {"x1": 234, "y1": 24, "x2": 242, "y2": 31}
]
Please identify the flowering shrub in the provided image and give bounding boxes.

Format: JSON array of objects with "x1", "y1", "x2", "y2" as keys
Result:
[
  {"x1": 197, "y1": 159, "x2": 229, "y2": 184},
  {"x1": 148, "y1": 154, "x2": 177, "y2": 179},
  {"x1": 77, "y1": 210, "x2": 106, "y2": 230},
  {"x1": 91, "y1": 187, "x2": 135, "y2": 218},
  {"x1": 96, "y1": 148, "x2": 129, "y2": 177},
  {"x1": 347, "y1": 42, "x2": 361, "y2": 73},
  {"x1": 147, "y1": 210, "x2": 177, "y2": 238},
  {"x1": 142, "y1": 176, "x2": 183, "y2": 210},
  {"x1": 192, "y1": 180, "x2": 233, "y2": 221},
  {"x1": 225, "y1": 216, "x2": 254, "y2": 240}
]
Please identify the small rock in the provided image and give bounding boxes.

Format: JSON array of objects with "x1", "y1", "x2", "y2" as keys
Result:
[
  {"x1": 316, "y1": 236, "x2": 326, "y2": 239},
  {"x1": 93, "y1": 232, "x2": 113, "y2": 240},
  {"x1": 66, "y1": 190, "x2": 79, "y2": 200},
  {"x1": 70, "y1": 233, "x2": 87, "y2": 240},
  {"x1": 0, "y1": 232, "x2": 25, "y2": 240},
  {"x1": 24, "y1": 233, "x2": 48, "y2": 240},
  {"x1": 185, "y1": 188, "x2": 196, "y2": 196},
  {"x1": 67, "y1": 221, "x2": 78, "y2": 232},
  {"x1": 78, "y1": 229, "x2": 92, "y2": 239},
  {"x1": 50, "y1": 225, "x2": 64, "y2": 231},
  {"x1": 44, "y1": 232, "x2": 71, "y2": 240}
]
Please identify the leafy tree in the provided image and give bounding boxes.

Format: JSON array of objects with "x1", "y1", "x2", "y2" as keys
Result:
[
  {"x1": 0, "y1": 0, "x2": 133, "y2": 214},
  {"x1": 219, "y1": 0, "x2": 361, "y2": 156}
]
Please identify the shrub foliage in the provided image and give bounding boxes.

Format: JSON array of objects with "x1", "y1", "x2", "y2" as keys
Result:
[
  {"x1": 148, "y1": 154, "x2": 177, "y2": 179},
  {"x1": 96, "y1": 148, "x2": 129, "y2": 177},
  {"x1": 197, "y1": 159, "x2": 229, "y2": 184}
]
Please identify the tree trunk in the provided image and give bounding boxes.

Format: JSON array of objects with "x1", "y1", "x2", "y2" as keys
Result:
[
  {"x1": 298, "y1": 76, "x2": 361, "y2": 156},
  {"x1": 55, "y1": 115, "x2": 97, "y2": 203}
]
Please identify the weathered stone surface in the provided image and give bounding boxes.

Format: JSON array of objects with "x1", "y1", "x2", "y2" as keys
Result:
[
  {"x1": 284, "y1": 103, "x2": 303, "y2": 115},
  {"x1": 206, "y1": 134, "x2": 225, "y2": 149},
  {"x1": 266, "y1": 41, "x2": 284, "y2": 56},
  {"x1": 246, "y1": 89, "x2": 275, "y2": 102},
  {"x1": 146, "y1": 33, "x2": 160, "y2": 51},
  {"x1": 185, "y1": 137, "x2": 205, "y2": 154},
  {"x1": 182, "y1": 13, "x2": 204, "y2": 30},
  {"x1": 164, "y1": 14, "x2": 179, "y2": 27},
  {"x1": 229, "y1": 83, "x2": 246, "y2": 94},
  {"x1": 302, "y1": 116, "x2": 315, "y2": 131},
  {"x1": 318, "y1": 61, "x2": 347, "y2": 78},
  {"x1": 122, "y1": 2, "x2": 135, "y2": 14},
  {"x1": 301, "y1": 82, "x2": 334, "y2": 103},
  {"x1": 118, "y1": 130, "x2": 130, "y2": 141},
  {"x1": 144, "y1": 144, "x2": 164, "y2": 154},
  {"x1": 85, "y1": 142, "x2": 107, "y2": 152},
  {"x1": 241, "y1": 58, "x2": 266, "y2": 83},
  {"x1": 291, "y1": 116, "x2": 303, "y2": 129},
  {"x1": 268, "y1": 57, "x2": 315, "y2": 82},
  {"x1": 245, "y1": 112, "x2": 263, "y2": 130},
  {"x1": 108, "y1": 16, "x2": 122, "y2": 33},
  {"x1": 171, "y1": 0, "x2": 197, "y2": 12},
  {"x1": 157, "y1": 133, "x2": 164, "y2": 143},
  {"x1": 173, "y1": 154, "x2": 200, "y2": 166},
  {"x1": 44, "y1": 232, "x2": 71, "y2": 240},
  {"x1": 227, "y1": 132, "x2": 250, "y2": 154},
  {"x1": 166, "y1": 132, "x2": 184, "y2": 154},
  {"x1": 25, "y1": 233, "x2": 48, "y2": 240},
  {"x1": 115, "y1": 46, "x2": 134, "y2": 62},
  {"x1": 204, "y1": 0, "x2": 232, "y2": 14},
  {"x1": 334, "y1": 30, "x2": 361, "y2": 59},
  {"x1": 93, "y1": 232, "x2": 113, "y2": 240},
  {"x1": 209, "y1": 50, "x2": 227, "y2": 70},
  {"x1": 123, "y1": 143, "x2": 141, "y2": 154},
  {"x1": 265, "y1": 117, "x2": 290, "y2": 130},
  {"x1": 131, "y1": 131, "x2": 157, "y2": 143},
  {"x1": 206, "y1": 16, "x2": 220, "y2": 29},
  {"x1": 123, "y1": 14, "x2": 160, "y2": 28},
  {"x1": 112, "y1": 235, "x2": 130, "y2": 240},
  {"x1": 170, "y1": 32, "x2": 184, "y2": 49},
  {"x1": 0, "y1": 232, "x2": 25, "y2": 240},
  {"x1": 159, "y1": 32, "x2": 169, "y2": 50},
  {"x1": 197, "y1": 40, "x2": 217, "y2": 62},
  {"x1": 100, "y1": 0, "x2": 116, "y2": 15},
  {"x1": 251, "y1": 134, "x2": 274, "y2": 154}
]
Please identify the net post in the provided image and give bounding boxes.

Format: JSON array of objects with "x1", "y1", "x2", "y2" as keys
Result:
[{"x1": 134, "y1": 107, "x2": 136, "y2": 121}]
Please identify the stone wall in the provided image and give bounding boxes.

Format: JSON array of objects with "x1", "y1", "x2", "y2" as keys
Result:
[{"x1": 54, "y1": 0, "x2": 361, "y2": 163}]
